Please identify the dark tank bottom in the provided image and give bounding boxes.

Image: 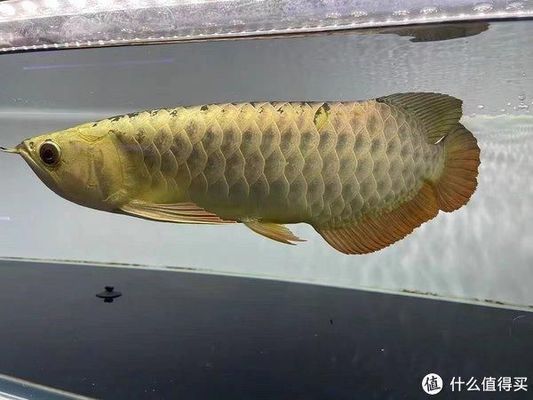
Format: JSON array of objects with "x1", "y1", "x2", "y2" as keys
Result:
[{"x1": 0, "y1": 259, "x2": 531, "y2": 399}]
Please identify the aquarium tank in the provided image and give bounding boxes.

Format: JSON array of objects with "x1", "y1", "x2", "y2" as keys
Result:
[{"x1": 0, "y1": 0, "x2": 532, "y2": 399}]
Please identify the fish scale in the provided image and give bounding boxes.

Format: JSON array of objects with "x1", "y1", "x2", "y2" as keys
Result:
[{"x1": 108, "y1": 101, "x2": 444, "y2": 225}]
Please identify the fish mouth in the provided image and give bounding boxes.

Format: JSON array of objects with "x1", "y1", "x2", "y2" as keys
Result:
[
  {"x1": 0, "y1": 146, "x2": 20, "y2": 154},
  {"x1": 10, "y1": 142, "x2": 34, "y2": 164},
  {"x1": 7, "y1": 141, "x2": 46, "y2": 177},
  {"x1": 1, "y1": 141, "x2": 44, "y2": 181}
]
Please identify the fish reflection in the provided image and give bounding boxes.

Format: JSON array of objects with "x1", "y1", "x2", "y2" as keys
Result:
[
  {"x1": 380, "y1": 22, "x2": 489, "y2": 42},
  {"x1": 2, "y1": 92, "x2": 480, "y2": 254}
]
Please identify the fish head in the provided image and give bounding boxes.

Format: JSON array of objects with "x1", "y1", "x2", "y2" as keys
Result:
[{"x1": 7, "y1": 125, "x2": 127, "y2": 211}]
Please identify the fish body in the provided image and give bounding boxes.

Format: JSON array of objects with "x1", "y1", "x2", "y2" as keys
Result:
[
  {"x1": 104, "y1": 100, "x2": 443, "y2": 224},
  {"x1": 4, "y1": 93, "x2": 480, "y2": 254}
]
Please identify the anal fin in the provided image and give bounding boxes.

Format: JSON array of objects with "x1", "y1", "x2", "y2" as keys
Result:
[
  {"x1": 244, "y1": 221, "x2": 305, "y2": 245},
  {"x1": 120, "y1": 200, "x2": 235, "y2": 224},
  {"x1": 315, "y1": 182, "x2": 439, "y2": 254}
]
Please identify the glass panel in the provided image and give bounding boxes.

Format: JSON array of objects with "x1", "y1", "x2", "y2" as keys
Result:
[
  {"x1": 0, "y1": 20, "x2": 531, "y2": 309},
  {"x1": 0, "y1": 372, "x2": 91, "y2": 400}
]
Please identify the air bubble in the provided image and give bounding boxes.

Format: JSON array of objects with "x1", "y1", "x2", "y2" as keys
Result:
[
  {"x1": 506, "y1": 1, "x2": 524, "y2": 10},
  {"x1": 326, "y1": 12, "x2": 341, "y2": 19},
  {"x1": 68, "y1": 0, "x2": 86, "y2": 7},
  {"x1": 44, "y1": 0, "x2": 59, "y2": 7},
  {"x1": 351, "y1": 10, "x2": 368, "y2": 18},
  {"x1": 392, "y1": 10, "x2": 410, "y2": 16},
  {"x1": 420, "y1": 7, "x2": 438, "y2": 15},
  {"x1": 477, "y1": 105, "x2": 485, "y2": 110},
  {"x1": 21, "y1": 0, "x2": 38, "y2": 13},
  {"x1": 0, "y1": 4, "x2": 16, "y2": 16},
  {"x1": 473, "y1": 3, "x2": 493, "y2": 12},
  {"x1": 517, "y1": 94, "x2": 528, "y2": 110},
  {"x1": 507, "y1": 102, "x2": 512, "y2": 106}
]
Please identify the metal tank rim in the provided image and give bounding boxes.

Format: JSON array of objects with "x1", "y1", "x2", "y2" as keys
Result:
[{"x1": 0, "y1": 0, "x2": 532, "y2": 54}]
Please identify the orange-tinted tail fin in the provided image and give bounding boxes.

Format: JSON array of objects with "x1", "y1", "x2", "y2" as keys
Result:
[{"x1": 434, "y1": 123, "x2": 480, "y2": 212}]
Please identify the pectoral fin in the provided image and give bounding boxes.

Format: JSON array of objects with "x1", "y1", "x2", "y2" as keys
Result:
[
  {"x1": 120, "y1": 200, "x2": 235, "y2": 224},
  {"x1": 244, "y1": 221, "x2": 304, "y2": 245}
]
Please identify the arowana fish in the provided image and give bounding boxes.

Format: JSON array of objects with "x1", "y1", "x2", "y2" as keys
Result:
[{"x1": 1, "y1": 92, "x2": 480, "y2": 254}]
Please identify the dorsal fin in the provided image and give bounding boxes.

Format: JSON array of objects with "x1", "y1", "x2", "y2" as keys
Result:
[
  {"x1": 377, "y1": 92, "x2": 463, "y2": 143},
  {"x1": 120, "y1": 200, "x2": 235, "y2": 224}
]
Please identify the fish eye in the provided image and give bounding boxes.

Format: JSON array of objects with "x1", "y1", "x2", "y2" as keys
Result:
[{"x1": 39, "y1": 141, "x2": 61, "y2": 166}]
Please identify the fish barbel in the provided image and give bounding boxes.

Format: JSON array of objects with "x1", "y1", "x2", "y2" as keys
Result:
[{"x1": 2, "y1": 92, "x2": 480, "y2": 254}]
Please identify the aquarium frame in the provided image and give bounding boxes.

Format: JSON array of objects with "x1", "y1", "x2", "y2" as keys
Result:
[{"x1": 0, "y1": 0, "x2": 532, "y2": 53}]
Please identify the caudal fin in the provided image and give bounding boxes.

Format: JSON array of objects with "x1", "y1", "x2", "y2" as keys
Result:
[{"x1": 434, "y1": 123, "x2": 480, "y2": 212}]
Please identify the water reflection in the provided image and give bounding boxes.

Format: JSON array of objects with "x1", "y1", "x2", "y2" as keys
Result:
[{"x1": 381, "y1": 22, "x2": 489, "y2": 42}]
